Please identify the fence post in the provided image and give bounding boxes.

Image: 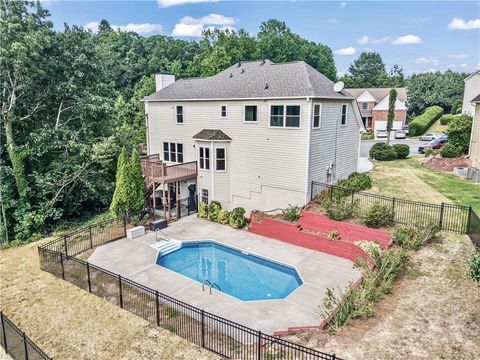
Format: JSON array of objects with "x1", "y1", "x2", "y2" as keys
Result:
[
  {"x1": 466, "y1": 206, "x2": 472, "y2": 234},
  {"x1": 123, "y1": 215, "x2": 127, "y2": 237},
  {"x1": 155, "y1": 290, "x2": 160, "y2": 326},
  {"x1": 310, "y1": 180, "x2": 314, "y2": 201},
  {"x1": 257, "y1": 331, "x2": 262, "y2": 360},
  {"x1": 60, "y1": 253, "x2": 65, "y2": 280},
  {"x1": 63, "y1": 234, "x2": 68, "y2": 257},
  {"x1": 439, "y1": 202, "x2": 445, "y2": 229},
  {"x1": 89, "y1": 225, "x2": 93, "y2": 249},
  {"x1": 1, "y1": 312, "x2": 7, "y2": 353},
  {"x1": 23, "y1": 332, "x2": 29, "y2": 360},
  {"x1": 201, "y1": 310, "x2": 205, "y2": 348},
  {"x1": 351, "y1": 190, "x2": 355, "y2": 206},
  {"x1": 118, "y1": 275, "x2": 123, "y2": 308},
  {"x1": 176, "y1": 200, "x2": 181, "y2": 219},
  {"x1": 87, "y1": 262, "x2": 92, "y2": 293}
]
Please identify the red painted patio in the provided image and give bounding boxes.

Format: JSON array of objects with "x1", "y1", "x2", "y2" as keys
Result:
[{"x1": 249, "y1": 210, "x2": 393, "y2": 265}]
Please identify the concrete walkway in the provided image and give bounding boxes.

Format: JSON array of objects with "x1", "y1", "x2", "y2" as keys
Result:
[
  {"x1": 358, "y1": 157, "x2": 374, "y2": 173},
  {"x1": 88, "y1": 216, "x2": 361, "y2": 335}
]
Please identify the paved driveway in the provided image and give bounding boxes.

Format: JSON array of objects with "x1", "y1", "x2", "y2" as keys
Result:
[{"x1": 361, "y1": 138, "x2": 425, "y2": 157}]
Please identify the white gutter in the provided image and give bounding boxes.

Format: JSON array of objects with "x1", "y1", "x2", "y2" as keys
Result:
[
  {"x1": 142, "y1": 95, "x2": 356, "y2": 102},
  {"x1": 304, "y1": 97, "x2": 313, "y2": 204}
]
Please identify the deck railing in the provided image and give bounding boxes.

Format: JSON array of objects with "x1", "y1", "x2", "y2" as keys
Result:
[{"x1": 141, "y1": 155, "x2": 197, "y2": 185}]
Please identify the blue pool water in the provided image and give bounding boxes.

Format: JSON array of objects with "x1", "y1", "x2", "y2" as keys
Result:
[{"x1": 155, "y1": 241, "x2": 303, "y2": 301}]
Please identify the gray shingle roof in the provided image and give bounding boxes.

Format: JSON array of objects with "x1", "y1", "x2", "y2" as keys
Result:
[
  {"x1": 193, "y1": 129, "x2": 232, "y2": 141},
  {"x1": 345, "y1": 88, "x2": 408, "y2": 102},
  {"x1": 144, "y1": 60, "x2": 352, "y2": 101},
  {"x1": 471, "y1": 93, "x2": 480, "y2": 103}
]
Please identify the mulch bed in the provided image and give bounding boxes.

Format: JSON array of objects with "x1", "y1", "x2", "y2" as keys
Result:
[{"x1": 421, "y1": 155, "x2": 471, "y2": 173}]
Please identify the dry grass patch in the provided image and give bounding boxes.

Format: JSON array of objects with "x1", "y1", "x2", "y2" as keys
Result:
[{"x1": 0, "y1": 240, "x2": 218, "y2": 360}]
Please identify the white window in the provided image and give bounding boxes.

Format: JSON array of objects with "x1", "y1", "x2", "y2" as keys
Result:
[
  {"x1": 270, "y1": 105, "x2": 300, "y2": 128},
  {"x1": 362, "y1": 102, "x2": 368, "y2": 110},
  {"x1": 199, "y1": 147, "x2": 210, "y2": 170},
  {"x1": 163, "y1": 142, "x2": 183, "y2": 163},
  {"x1": 244, "y1": 105, "x2": 257, "y2": 122},
  {"x1": 201, "y1": 189, "x2": 209, "y2": 204},
  {"x1": 313, "y1": 104, "x2": 322, "y2": 129},
  {"x1": 216, "y1": 148, "x2": 226, "y2": 171},
  {"x1": 340, "y1": 104, "x2": 348, "y2": 126},
  {"x1": 220, "y1": 105, "x2": 227, "y2": 118},
  {"x1": 176, "y1": 105, "x2": 183, "y2": 123}
]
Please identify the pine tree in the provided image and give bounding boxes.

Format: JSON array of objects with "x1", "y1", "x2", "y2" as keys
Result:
[
  {"x1": 128, "y1": 149, "x2": 145, "y2": 213},
  {"x1": 386, "y1": 89, "x2": 397, "y2": 146},
  {"x1": 110, "y1": 148, "x2": 129, "y2": 216}
]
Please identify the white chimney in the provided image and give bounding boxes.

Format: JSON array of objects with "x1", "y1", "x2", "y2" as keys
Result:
[{"x1": 155, "y1": 73, "x2": 175, "y2": 92}]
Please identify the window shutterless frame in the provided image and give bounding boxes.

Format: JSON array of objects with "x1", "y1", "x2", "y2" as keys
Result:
[
  {"x1": 243, "y1": 105, "x2": 258, "y2": 123},
  {"x1": 176, "y1": 105, "x2": 184, "y2": 124},
  {"x1": 312, "y1": 103, "x2": 322, "y2": 129},
  {"x1": 220, "y1": 105, "x2": 227, "y2": 119},
  {"x1": 201, "y1": 189, "x2": 209, "y2": 203},
  {"x1": 215, "y1": 147, "x2": 226, "y2": 172},
  {"x1": 199, "y1": 146, "x2": 210, "y2": 170},
  {"x1": 340, "y1": 104, "x2": 348, "y2": 126},
  {"x1": 268, "y1": 104, "x2": 301, "y2": 128}
]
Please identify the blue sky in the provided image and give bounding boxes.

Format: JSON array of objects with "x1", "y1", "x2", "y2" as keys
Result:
[{"x1": 43, "y1": 0, "x2": 480, "y2": 77}]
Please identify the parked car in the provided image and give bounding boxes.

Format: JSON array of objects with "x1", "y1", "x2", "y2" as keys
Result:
[
  {"x1": 419, "y1": 133, "x2": 441, "y2": 141},
  {"x1": 376, "y1": 130, "x2": 388, "y2": 138},
  {"x1": 401, "y1": 125, "x2": 409, "y2": 135},
  {"x1": 394, "y1": 129, "x2": 407, "y2": 139},
  {"x1": 418, "y1": 136, "x2": 448, "y2": 153}
]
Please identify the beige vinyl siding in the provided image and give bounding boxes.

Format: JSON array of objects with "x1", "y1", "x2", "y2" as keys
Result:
[
  {"x1": 470, "y1": 104, "x2": 480, "y2": 168},
  {"x1": 147, "y1": 99, "x2": 309, "y2": 212},
  {"x1": 308, "y1": 100, "x2": 360, "y2": 192}
]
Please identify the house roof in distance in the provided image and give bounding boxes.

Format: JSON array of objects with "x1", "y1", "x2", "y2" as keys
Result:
[
  {"x1": 193, "y1": 129, "x2": 232, "y2": 141},
  {"x1": 144, "y1": 60, "x2": 353, "y2": 101},
  {"x1": 346, "y1": 87, "x2": 407, "y2": 102}
]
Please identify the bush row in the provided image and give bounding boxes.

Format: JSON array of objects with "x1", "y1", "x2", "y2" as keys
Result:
[
  {"x1": 439, "y1": 114, "x2": 457, "y2": 125},
  {"x1": 369, "y1": 143, "x2": 409, "y2": 161},
  {"x1": 198, "y1": 201, "x2": 247, "y2": 229},
  {"x1": 408, "y1": 106, "x2": 444, "y2": 136}
]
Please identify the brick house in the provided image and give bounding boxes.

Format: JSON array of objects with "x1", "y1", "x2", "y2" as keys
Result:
[{"x1": 346, "y1": 88, "x2": 407, "y2": 131}]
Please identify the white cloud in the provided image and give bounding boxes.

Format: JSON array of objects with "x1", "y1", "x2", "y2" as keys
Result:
[
  {"x1": 448, "y1": 17, "x2": 480, "y2": 30},
  {"x1": 157, "y1": 0, "x2": 218, "y2": 8},
  {"x1": 84, "y1": 21, "x2": 163, "y2": 34},
  {"x1": 334, "y1": 46, "x2": 356, "y2": 56},
  {"x1": 415, "y1": 57, "x2": 440, "y2": 65},
  {"x1": 448, "y1": 53, "x2": 467, "y2": 59},
  {"x1": 171, "y1": 13, "x2": 236, "y2": 37},
  {"x1": 327, "y1": 18, "x2": 339, "y2": 24},
  {"x1": 392, "y1": 34, "x2": 423, "y2": 45},
  {"x1": 340, "y1": 2, "x2": 347, "y2": 8},
  {"x1": 357, "y1": 35, "x2": 391, "y2": 44}
]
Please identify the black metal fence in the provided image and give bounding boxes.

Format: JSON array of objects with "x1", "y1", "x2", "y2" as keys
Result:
[
  {"x1": 38, "y1": 217, "x2": 341, "y2": 360},
  {"x1": 0, "y1": 312, "x2": 52, "y2": 360},
  {"x1": 311, "y1": 181, "x2": 480, "y2": 249}
]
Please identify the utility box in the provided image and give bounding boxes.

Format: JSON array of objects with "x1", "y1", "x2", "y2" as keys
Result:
[
  {"x1": 150, "y1": 219, "x2": 167, "y2": 231},
  {"x1": 127, "y1": 226, "x2": 145, "y2": 240}
]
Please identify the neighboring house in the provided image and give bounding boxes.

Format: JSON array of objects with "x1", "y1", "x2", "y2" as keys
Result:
[
  {"x1": 462, "y1": 70, "x2": 480, "y2": 116},
  {"x1": 469, "y1": 93, "x2": 480, "y2": 168},
  {"x1": 346, "y1": 88, "x2": 407, "y2": 131},
  {"x1": 143, "y1": 60, "x2": 364, "y2": 213}
]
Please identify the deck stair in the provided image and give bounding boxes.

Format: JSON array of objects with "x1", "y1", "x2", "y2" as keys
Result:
[{"x1": 150, "y1": 239, "x2": 182, "y2": 256}]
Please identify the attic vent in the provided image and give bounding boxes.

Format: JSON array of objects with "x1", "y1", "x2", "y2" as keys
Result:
[
  {"x1": 229, "y1": 73, "x2": 233, "y2": 78},
  {"x1": 264, "y1": 83, "x2": 269, "y2": 89},
  {"x1": 241, "y1": 68, "x2": 245, "y2": 74}
]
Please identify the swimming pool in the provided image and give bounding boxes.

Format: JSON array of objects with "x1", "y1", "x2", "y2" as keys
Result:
[{"x1": 155, "y1": 241, "x2": 303, "y2": 301}]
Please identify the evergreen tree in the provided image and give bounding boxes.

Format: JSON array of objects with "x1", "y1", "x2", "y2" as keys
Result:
[
  {"x1": 110, "y1": 148, "x2": 129, "y2": 216},
  {"x1": 128, "y1": 149, "x2": 145, "y2": 213},
  {"x1": 386, "y1": 89, "x2": 397, "y2": 145},
  {"x1": 347, "y1": 52, "x2": 387, "y2": 87}
]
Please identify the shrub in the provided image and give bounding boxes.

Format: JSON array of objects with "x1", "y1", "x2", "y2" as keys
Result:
[
  {"x1": 445, "y1": 115, "x2": 473, "y2": 154},
  {"x1": 451, "y1": 99, "x2": 463, "y2": 115},
  {"x1": 440, "y1": 143, "x2": 463, "y2": 158},
  {"x1": 369, "y1": 142, "x2": 388, "y2": 159},
  {"x1": 282, "y1": 204, "x2": 301, "y2": 222},
  {"x1": 322, "y1": 196, "x2": 358, "y2": 221},
  {"x1": 468, "y1": 252, "x2": 480, "y2": 285},
  {"x1": 338, "y1": 172, "x2": 372, "y2": 192},
  {"x1": 392, "y1": 144, "x2": 409, "y2": 159},
  {"x1": 408, "y1": 106, "x2": 444, "y2": 136},
  {"x1": 328, "y1": 230, "x2": 340, "y2": 240},
  {"x1": 229, "y1": 207, "x2": 246, "y2": 229},
  {"x1": 440, "y1": 114, "x2": 457, "y2": 125},
  {"x1": 354, "y1": 240, "x2": 382, "y2": 257},
  {"x1": 370, "y1": 143, "x2": 398, "y2": 161},
  {"x1": 424, "y1": 148, "x2": 439, "y2": 157},
  {"x1": 364, "y1": 202, "x2": 394, "y2": 228},
  {"x1": 207, "y1": 201, "x2": 222, "y2": 222},
  {"x1": 391, "y1": 223, "x2": 439, "y2": 250},
  {"x1": 218, "y1": 209, "x2": 230, "y2": 225},
  {"x1": 198, "y1": 202, "x2": 208, "y2": 218}
]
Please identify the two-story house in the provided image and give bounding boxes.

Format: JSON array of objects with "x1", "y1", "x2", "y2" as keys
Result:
[
  {"x1": 346, "y1": 87, "x2": 407, "y2": 131},
  {"x1": 143, "y1": 60, "x2": 363, "y2": 214},
  {"x1": 462, "y1": 71, "x2": 480, "y2": 116}
]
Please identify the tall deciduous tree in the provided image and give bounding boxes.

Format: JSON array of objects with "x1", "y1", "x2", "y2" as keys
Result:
[
  {"x1": 386, "y1": 89, "x2": 397, "y2": 145},
  {"x1": 346, "y1": 52, "x2": 387, "y2": 87}
]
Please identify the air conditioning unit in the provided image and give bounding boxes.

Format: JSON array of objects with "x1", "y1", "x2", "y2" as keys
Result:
[
  {"x1": 470, "y1": 168, "x2": 480, "y2": 183},
  {"x1": 453, "y1": 167, "x2": 469, "y2": 176}
]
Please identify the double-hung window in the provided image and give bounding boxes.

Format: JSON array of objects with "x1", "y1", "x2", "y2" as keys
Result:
[
  {"x1": 176, "y1": 105, "x2": 183, "y2": 123},
  {"x1": 270, "y1": 105, "x2": 300, "y2": 128},
  {"x1": 199, "y1": 147, "x2": 210, "y2": 170},
  {"x1": 220, "y1": 105, "x2": 227, "y2": 118},
  {"x1": 163, "y1": 142, "x2": 183, "y2": 162},
  {"x1": 313, "y1": 104, "x2": 321, "y2": 129},
  {"x1": 244, "y1": 105, "x2": 257, "y2": 122},
  {"x1": 362, "y1": 102, "x2": 368, "y2": 110},
  {"x1": 340, "y1": 104, "x2": 348, "y2": 126},
  {"x1": 216, "y1": 148, "x2": 226, "y2": 171},
  {"x1": 201, "y1": 189, "x2": 209, "y2": 204}
]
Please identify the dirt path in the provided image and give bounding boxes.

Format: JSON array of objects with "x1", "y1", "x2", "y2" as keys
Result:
[{"x1": 0, "y1": 241, "x2": 218, "y2": 360}]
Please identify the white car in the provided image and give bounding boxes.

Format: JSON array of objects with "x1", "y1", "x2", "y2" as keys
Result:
[
  {"x1": 394, "y1": 130, "x2": 407, "y2": 139},
  {"x1": 419, "y1": 133, "x2": 441, "y2": 141},
  {"x1": 376, "y1": 130, "x2": 388, "y2": 138}
]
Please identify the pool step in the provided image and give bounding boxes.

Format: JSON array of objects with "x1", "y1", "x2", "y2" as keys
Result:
[{"x1": 151, "y1": 239, "x2": 182, "y2": 256}]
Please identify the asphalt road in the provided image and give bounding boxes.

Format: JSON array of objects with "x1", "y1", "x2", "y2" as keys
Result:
[{"x1": 360, "y1": 138, "x2": 426, "y2": 157}]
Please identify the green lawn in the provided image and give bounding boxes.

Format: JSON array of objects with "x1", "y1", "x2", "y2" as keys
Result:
[{"x1": 426, "y1": 118, "x2": 447, "y2": 134}]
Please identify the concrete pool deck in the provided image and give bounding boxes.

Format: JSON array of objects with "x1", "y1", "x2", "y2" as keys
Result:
[{"x1": 87, "y1": 216, "x2": 362, "y2": 334}]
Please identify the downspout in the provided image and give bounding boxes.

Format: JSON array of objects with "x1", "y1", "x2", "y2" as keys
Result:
[
  {"x1": 211, "y1": 140, "x2": 215, "y2": 201},
  {"x1": 304, "y1": 97, "x2": 313, "y2": 204}
]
